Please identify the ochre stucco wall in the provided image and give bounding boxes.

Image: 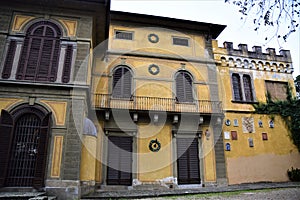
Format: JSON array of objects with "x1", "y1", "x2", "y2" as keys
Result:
[
  {"x1": 137, "y1": 124, "x2": 172, "y2": 182},
  {"x1": 80, "y1": 135, "x2": 97, "y2": 181},
  {"x1": 202, "y1": 126, "x2": 216, "y2": 182},
  {"x1": 223, "y1": 113, "x2": 300, "y2": 184},
  {"x1": 109, "y1": 24, "x2": 207, "y2": 59}
]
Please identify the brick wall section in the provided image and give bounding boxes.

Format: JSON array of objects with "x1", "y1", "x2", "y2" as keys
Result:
[
  {"x1": 0, "y1": 8, "x2": 11, "y2": 33},
  {"x1": 0, "y1": 8, "x2": 11, "y2": 68},
  {"x1": 206, "y1": 38, "x2": 227, "y2": 182},
  {"x1": 62, "y1": 99, "x2": 85, "y2": 180},
  {"x1": 213, "y1": 125, "x2": 227, "y2": 180},
  {"x1": 73, "y1": 42, "x2": 91, "y2": 84},
  {"x1": 0, "y1": 35, "x2": 6, "y2": 68},
  {"x1": 77, "y1": 17, "x2": 93, "y2": 39}
]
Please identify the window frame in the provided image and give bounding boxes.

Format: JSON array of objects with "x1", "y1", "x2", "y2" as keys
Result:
[
  {"x1": 111, "y1": 65, "x2": 133, "y2": 99},
  {"x1": 175, "y1": 70, "x2": 194, "y2": 103},
  {"x1": 16, "y1": 21, "x2": 62, "y2": 82},
  {"x1": 230, "y1": 72, "x2": 256, "y2": 103},
  {"x1": 172, "y1": 36, "x2": 190, "y2": 47},
  {"x1": 114, "y1": 30, "x2": 134, "y2": 41},
  {"x1": 1, "y1": 20, "x2": 76, "y2": 84},
  {"x1": 265, "y1": 80, "x2": 288, "y2": 101}
]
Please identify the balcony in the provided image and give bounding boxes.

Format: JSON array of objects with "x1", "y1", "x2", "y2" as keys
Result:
[{"x1": 93, "y1": 94, "x2": 223, "y2": 114}]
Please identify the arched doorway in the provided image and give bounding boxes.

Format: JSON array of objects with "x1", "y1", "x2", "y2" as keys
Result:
[{"x1": 0, "y1": 105, "x2": 51, "y2": 188}]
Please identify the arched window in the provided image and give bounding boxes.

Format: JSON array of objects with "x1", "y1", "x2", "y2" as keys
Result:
[
  {"x1": 112, "y1": 66, "x2": 132, "y2": 98},
  {"x1": 1, "y1": 20, "x2": 75, "y2": 83},
  {"x1": 232, "y1": 73, "x2": 242, "y2": 101},
  {"x1": 16, "y1": 21, "x2": 62, "y2": 82},
  {"x1": 175, "y1": 71, "x2": 194, "y2": 103},
  {"x1": 243, "y1": 75, "x2": 253, "y2": 101}
]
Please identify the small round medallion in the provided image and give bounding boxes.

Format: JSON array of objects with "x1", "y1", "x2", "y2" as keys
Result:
[
  {"x1": 149, "y1": 139, "x2": 161, "y2": 152},
  {"x1": 148, "y1": 33, "x2": 159, "y2": 43},
  {"x1": 148, "y1": 64, "x2": 160, "y2": 75}
]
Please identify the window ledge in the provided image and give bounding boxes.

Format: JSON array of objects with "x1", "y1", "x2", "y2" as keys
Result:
[
  {"x1": 110, "y1": 97, "x2": 133, "y2": 101},
  {"x1": 0, "y1": 79, "x2": 89, "y2": 89},
  {"x1": 175, "y1": 101, "x2": 196, "y2": 105},
  {"x1": 231, "y1": 100, "x2": 258, "y2": 104}
]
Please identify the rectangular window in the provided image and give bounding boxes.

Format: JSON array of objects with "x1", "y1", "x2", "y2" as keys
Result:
[
  {"x1": 232, "y1": 73, "x2": 243, "y2": 101},
  {"x1": 265, "y1": 81, "x2": 288, "y2": 101},
  {"x1": 231, "y1": 73, "x2": 255, "y2": 103},
  {"x1": 115, "y1": 30, "x2": 133, "y2": 40},
  {"x1": 173, "y1": 37, "x2": 189, "y2": 46}
]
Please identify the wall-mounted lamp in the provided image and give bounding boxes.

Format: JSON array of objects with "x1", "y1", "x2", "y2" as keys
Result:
[
  {"x1": 198, "y1": 131, "x2": 202, "y2": 139},
  {"x1": 205, "y1": 129, "x2": 210, "y2": 140},
  {"x1": 216, "y1": 117, "x2": 222, "y2": 125},
  {"x1": 154, "y1": 114, "x2": 159, "y2": 123},
  {"x1": 173, "y1": 115, "x2": 178, "y2": 124},
  {"x1": 199, "y1": 116, "x2": 204, "y2": 124},
  {"x1": 172, "y1": 131, "x2": 177, "y2": 138},
  {"x1": 133, "y1": 113, "x2": 138, "y2": 122},
  {"x1": 105, "y1": 111, "x2": 110, "y2": 121}
]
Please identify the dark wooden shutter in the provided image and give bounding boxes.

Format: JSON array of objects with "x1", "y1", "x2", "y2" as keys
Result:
[
  {"x1": 112, "y1": 68, "x2": 123, "y2": 98},
  {"x1": 176, "y1": 71, "x2": 193, "y2": 103},
  {"x1": 112, "y1": 67, "x2": 132, "y2": 98},
  {"x1": 0, "y1": 110, "x2": 14, "y2": 187},
  {"x1": 48, "y1": 39, "x2": 60, "y2": 82},
  {"x1": 177, "y1": 138, "x2": 200, "y2": 184},
  {"x1": 62, "y1": 45, "x2": 73, "y2": 83},
  {"x1": 24, "y1": 38, "x2": 41, "y2": 80},
  {"x1": 183, "y1": 73, "x2": 193, "y2": 102},
  {"x1": 176, "y1": 72, "x2": 185, "y2": 102},
  {"x1": 122, "y1": 68, "x2": 132, "y2": 98},
  {"x1": 2, "y1": 40, "x2": 17, "y2": 79},
  {"x1": 16, "y1": 37, "x2": 30, "y2": 80},
  {"x1": 33, "y1": 112, "x2": 51, "y2": 189},
  {"x1": 243, "y1": 75, "x2": 253, "y2": 101},
  {"x1": 17, "y1": 21, "x2": 61, "y2": 82},
  {"x1": 232, "y1": 74, "x2": 242, "y2": 101},
  {"x1": 37, "y1": 39, "x2": 52, "y2": 81},
  {"x1": 107, "y1": 136, "x2": 132, "y2": 185}
]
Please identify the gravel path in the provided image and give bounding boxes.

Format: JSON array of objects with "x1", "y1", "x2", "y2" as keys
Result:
[{"x1": 139, "y1": 188, "x2": 300, "y2": 200}]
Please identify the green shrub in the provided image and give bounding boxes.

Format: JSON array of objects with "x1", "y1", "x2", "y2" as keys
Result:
[{"x1": 287, "y1": 167, "x2": 300, "y2": 181}]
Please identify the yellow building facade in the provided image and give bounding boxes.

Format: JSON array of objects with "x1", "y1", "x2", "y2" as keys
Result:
[
  {"x1": 1, "y1": 2, "x2": 300, "y2": 199},
  {"x1": 90, "y1": 11, "x2": 227, "y2": 188},
  {"x1": 213, "y1": 41, "x2": 300, "y2": 184},
  {"x1": 87, "y1": 11, "x2": 300, "y2": 189}
]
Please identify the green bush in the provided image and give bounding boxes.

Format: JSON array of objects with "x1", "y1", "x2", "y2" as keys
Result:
[{"x1": 287, "y1": 167, "x2": 300, "y2": 181}]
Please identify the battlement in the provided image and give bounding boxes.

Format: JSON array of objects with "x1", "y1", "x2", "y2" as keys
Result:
[
  {"x1": 221, "y1": 42, "x2": 292, "y2": 63},
  {"x1": 213, "y1": 41, "x2": 293, "y2": 74}
]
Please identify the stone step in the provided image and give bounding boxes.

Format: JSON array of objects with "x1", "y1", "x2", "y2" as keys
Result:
[
  {"x1": 0, "y1": 192, "x2": 45, "y2": 199},
  {"x1": 29, "y1": 196, "x2": 57, "y2": 200}
]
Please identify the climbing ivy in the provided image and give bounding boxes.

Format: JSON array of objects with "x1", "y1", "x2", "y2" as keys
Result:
[{"x1": 253, "y1": 85, "x2": 300, "y2": 152}]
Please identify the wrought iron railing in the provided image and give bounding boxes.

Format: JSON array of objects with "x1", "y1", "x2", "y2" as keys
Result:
[{"x1": 93, "y1": 93, "x2": 223, "y2": 114}]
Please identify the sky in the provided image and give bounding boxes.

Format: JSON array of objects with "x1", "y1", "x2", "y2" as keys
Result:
[{"x1": 111, "y1": 0, "x2": 300, "y2": 77}]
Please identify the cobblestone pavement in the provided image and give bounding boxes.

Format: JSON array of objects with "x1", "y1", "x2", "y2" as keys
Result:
[
  {"x1": 82, "y1": 182, "x2": 300, "y2": 199},
  {"x1": 140, "y1": 188, "x2": 300, "y2": 200}
]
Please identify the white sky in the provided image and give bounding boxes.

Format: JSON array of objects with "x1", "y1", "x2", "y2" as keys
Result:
[{"x1": 111, "y1": 0, "x2": 300, "y2": 77}]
